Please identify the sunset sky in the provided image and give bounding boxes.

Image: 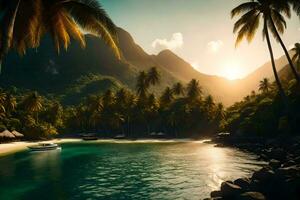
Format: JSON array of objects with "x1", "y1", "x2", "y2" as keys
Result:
[{"x1": 101, "y1": 0, "x2": 300, "y2": 80}]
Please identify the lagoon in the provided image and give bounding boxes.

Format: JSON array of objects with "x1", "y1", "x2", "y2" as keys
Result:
[{"x1": 0, "y1": 140, "x2": 265, "y2": 200}]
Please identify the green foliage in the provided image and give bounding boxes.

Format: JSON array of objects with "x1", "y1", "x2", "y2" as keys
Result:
[{"x1": 224, "y1": 77, "x2": 300, "y2": 136}]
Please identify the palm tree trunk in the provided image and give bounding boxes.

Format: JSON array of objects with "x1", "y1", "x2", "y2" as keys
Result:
[
  {"x1": 264, "y1": 20, "x2": 287, "y2": 103},
  {"x1": 269, "y1": 18, "x2": 300, "y2": 83}
]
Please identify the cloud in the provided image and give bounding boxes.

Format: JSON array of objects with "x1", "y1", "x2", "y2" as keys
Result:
[
  {"x1": 152, "y1": 33, "x2": 183, "y2": 51},
  {"x1": 207, "y1": 40, "x2": 223, "y2": 52}
]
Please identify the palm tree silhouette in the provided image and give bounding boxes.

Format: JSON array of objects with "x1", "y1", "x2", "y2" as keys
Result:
[
  {"x1": 160, "y1": 87, "x2": 174, "y2": 107},
  {"x1": 136, "y1": 71, "x2": 149, "y2": 99},
  {"x1": 0, "y1": 0, "x2": 121, "y2": 73},
  {"x1": 22, "y1": 92, "x2": 43, "y2": 123},
  {"x1": 291, "y1": 43, "x2": 300, "y2": 71},
  {"x1": 231, "y1": 0, "x2": 288, "y2": 100},
  {"x1": 186, "y1": 79, "x2": 202, "y2": 101},
  {"x1": 147, "y1": 67, "x2": 161, "y2": 86},
  {"x1": 259, "y1": 78, "x2": 272, "y2": 93},
  {"x1": 172, "y1": 82, "x2": 185, "y2": 96}
]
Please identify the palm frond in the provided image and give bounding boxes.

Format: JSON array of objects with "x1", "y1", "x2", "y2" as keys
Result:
[
  {"x1": 62, "y1": 0, "x2": 121, "y2": 59},
  {"x1": 231, "y1": 2, "x2": 259, "y2": 18},
  {"x1": 233, "y1": 9, "x2": 259, "y2": 33}
]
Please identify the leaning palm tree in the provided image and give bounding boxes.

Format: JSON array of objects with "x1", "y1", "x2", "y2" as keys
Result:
[
  {"x1": 231, "y1": 0, "x2": 288, "y2": 99},
  {"x1": 291, "y1": 43, "x2": 300, "y2": 71},
  {"x1": 0, "y1": 0, "x2": 121, "y2": 73},
  {"x1": 259, "y1": 78, "x2": 272, "y2": 93}
]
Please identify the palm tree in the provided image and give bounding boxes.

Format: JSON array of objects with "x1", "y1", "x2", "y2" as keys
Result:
[
  {"x1": 22, "y1": 92, "x2": 43, "y2": 123},
  {"x1": 232, "y1": 0, "x2": 288, "y2": 99},
  {"x1": 186, "y1": 79, "x2": 202, "y2": 101},
  {"x1": 160, "y1": 87, "x2": 174, "y2": 107},
  {"x1": 147, "y1": 67, "x2": 161, "y2": 86},
  {"x1": 259, "y1": 78, "x2": 272, "y2": 93},
  {"x1": 136, "y1": 71, "x2": 149, "y2": 99},
  {"x1": 172, "y1": 82, "x2": 185, "y2": 96},
  {"x1": 3, "y1": 93, "x2": 16, "y2": 117},
  {"x1": 292, "y1": 43, "x2": 300, "y2": 71},
  {"x1": 215, "y1": 103, "x2": 226, "y2": 121},
  {"x1": 0, "y1": 0, "x2": 120, "y2": 73}
]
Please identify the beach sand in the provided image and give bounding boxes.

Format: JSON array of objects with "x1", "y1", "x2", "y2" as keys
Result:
[{"x1": 0, "y1": 139, "x2": 80, "y2": 157}]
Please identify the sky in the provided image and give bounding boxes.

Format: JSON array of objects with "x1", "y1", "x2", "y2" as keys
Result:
[{"x1": 100, "y1": 0, "x2": 300, "y2": 80}]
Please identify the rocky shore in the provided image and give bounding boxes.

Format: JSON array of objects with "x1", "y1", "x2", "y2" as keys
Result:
[{"x1": 204, "y1": 136, "x2": 300, "y2": 200}]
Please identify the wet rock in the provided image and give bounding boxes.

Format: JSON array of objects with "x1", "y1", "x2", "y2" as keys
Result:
[
  {"x1": 277, "y1": 165, "x2": 300, "y2": 178},
  {"x1": 282, "y1": 160, "x2": 296, "y2": 168},
  {"x1": 234, "y1": 178, "x2": 251, "y2": 189},
  {"x1": 252, "y1": 167, "x2": 275, "y2": 182},
  {"x1": 210, "y1": 190, "x2": 222, "y2": 198},
  {"x1": 220, "y1": 181, "x2": 242, "y2": 197},
  {"x1": 269, "y1": 159, "x2": 281, "y2": 169},
  {"x1": 237, "y1": 192, "x2": 266, "y2": 200}
]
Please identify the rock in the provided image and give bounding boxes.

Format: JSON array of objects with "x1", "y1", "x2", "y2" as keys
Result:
[
  {"x1": 269, "y1": 159, "x2": 281, "y2": 169},
  {"x1": 277, "y1": 165, "x2": 300, "y2": 178},
  {"x1": 282, "y1": 160, "x2": 296, "y2": 168},
  {"x1": 220, "y1": 181, "x2": 242, "y2": 197},
  {"x1": 252, "y1": 167, "x2": 275, "y2": 182},
  {"x1": 234, "y1": 178, "x2": 251, "y2": 189},
  {"x1": 237, "y1": 192, "x2": 266, "y2": 200},
  {"x1": 210, "y1": 190, "x2": 222, "y2": 198},
  {"x1": 267, "y1": 148, "x2": 286, "y2": 161}
]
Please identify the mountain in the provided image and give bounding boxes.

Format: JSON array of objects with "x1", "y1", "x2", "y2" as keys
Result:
[{"x1": 0, "y1": 27, "x2": 294, "y2": 106}]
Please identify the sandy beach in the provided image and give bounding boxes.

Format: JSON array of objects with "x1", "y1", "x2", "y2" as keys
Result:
[{"x1": 0, "y1": 139, "x2": 81, "y2": 157}]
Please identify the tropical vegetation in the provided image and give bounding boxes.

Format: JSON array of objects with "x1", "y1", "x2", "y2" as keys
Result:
[{"x1": 0, "y1": 67, "x2": 225, "y2": 139}]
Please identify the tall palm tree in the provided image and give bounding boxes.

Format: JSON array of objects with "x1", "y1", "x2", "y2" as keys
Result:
[
  {"x1": 146, "y1": 67, "x2": 161, "y2": 86},
  {"x1": 259, "y1": 78, "x2": 272, "y2": 93},
  {"x1": 292, "y1": 43, "x2": 300, "y2": 71},
  {"x1": 186, "y1": 79, "x2": 202, "y2": 101},
  {"x1": 22, "y1": 92, "x2": 43, "y2": 123},
  {"x1": 0, "y1": 0, "x2": 121, "y2": 73},
  {"x1": 232, "y1": 0, "x2": 288, "y2": 99},
  {"x1": 160, "y1": 87, "x2": 174, "y2": 107},
  {"x1": 172, "y1": 82, "x2": 185, "y2": 96},
  {"x1": 136, "y1": 71, "x2": 149, "y2": 99}
]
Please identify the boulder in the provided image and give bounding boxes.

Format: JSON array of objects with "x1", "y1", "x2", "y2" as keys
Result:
[
  {"x1": 277, "y1": 165, "x2": 300, "y2": 178},
  {"x1": 234, "y1": 178, "x2": 251, "y2": 189},
  {"x1": 282, "y1": 160, "x2": 296, "y2": 168},
  {"x1": 252, "y1": 167, "x2": 275, "y2": 182},
  {"x1": 269, "y1": 159, "x2": 281, "y2": 169},
  {"x1": 210, "y1": 190, "x2": 222, "y2": 198},
  {"x1": 237, "y1": 192, "x2": 266, "y2": 200},
  {"x1": 220, "y1": 181, "x2": 242, "y2": 197}
]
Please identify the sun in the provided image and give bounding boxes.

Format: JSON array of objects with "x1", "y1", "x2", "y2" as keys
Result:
[{"x1": 222, "y1": 61, "x2": 243, "y2": 80}]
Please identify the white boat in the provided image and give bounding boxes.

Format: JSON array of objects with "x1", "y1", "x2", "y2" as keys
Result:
[{"x1": 28, "y1": 143, "x2": 60, "y2": 151}]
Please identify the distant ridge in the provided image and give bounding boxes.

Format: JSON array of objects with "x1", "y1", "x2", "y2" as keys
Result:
[{"x1": 0, "y1": 27, "x2": 293, "y2": 106}]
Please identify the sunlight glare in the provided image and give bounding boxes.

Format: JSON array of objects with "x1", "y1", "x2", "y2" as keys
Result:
[{"x1": 222, "y1": 61, "x2": 243, "y2": 80}]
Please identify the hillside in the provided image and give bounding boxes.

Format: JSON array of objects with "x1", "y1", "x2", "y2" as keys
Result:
[{"x1": 0, "y1": 27, "x2": 294, "y2": 106}]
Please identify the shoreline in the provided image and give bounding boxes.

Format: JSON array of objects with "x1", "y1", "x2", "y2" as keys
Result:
[
  {"x1": 203, "y1": 136, "x2": 300, "y2": 200},
  {"x1": 0, "y1": 138, "x2": 211, "y2": 157},
  {"x1": 0, "y1": 139, "x2": 81, "y2": 157}
]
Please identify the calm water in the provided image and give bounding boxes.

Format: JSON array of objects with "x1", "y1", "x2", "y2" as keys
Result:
[{"x1": 0, "y1": 141, "x2": 265, "y2": 200}]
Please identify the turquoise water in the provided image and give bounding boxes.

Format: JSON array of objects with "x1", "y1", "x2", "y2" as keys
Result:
[{"x1": 0, "y1": 141, "x2": 265, "y2": 200}]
